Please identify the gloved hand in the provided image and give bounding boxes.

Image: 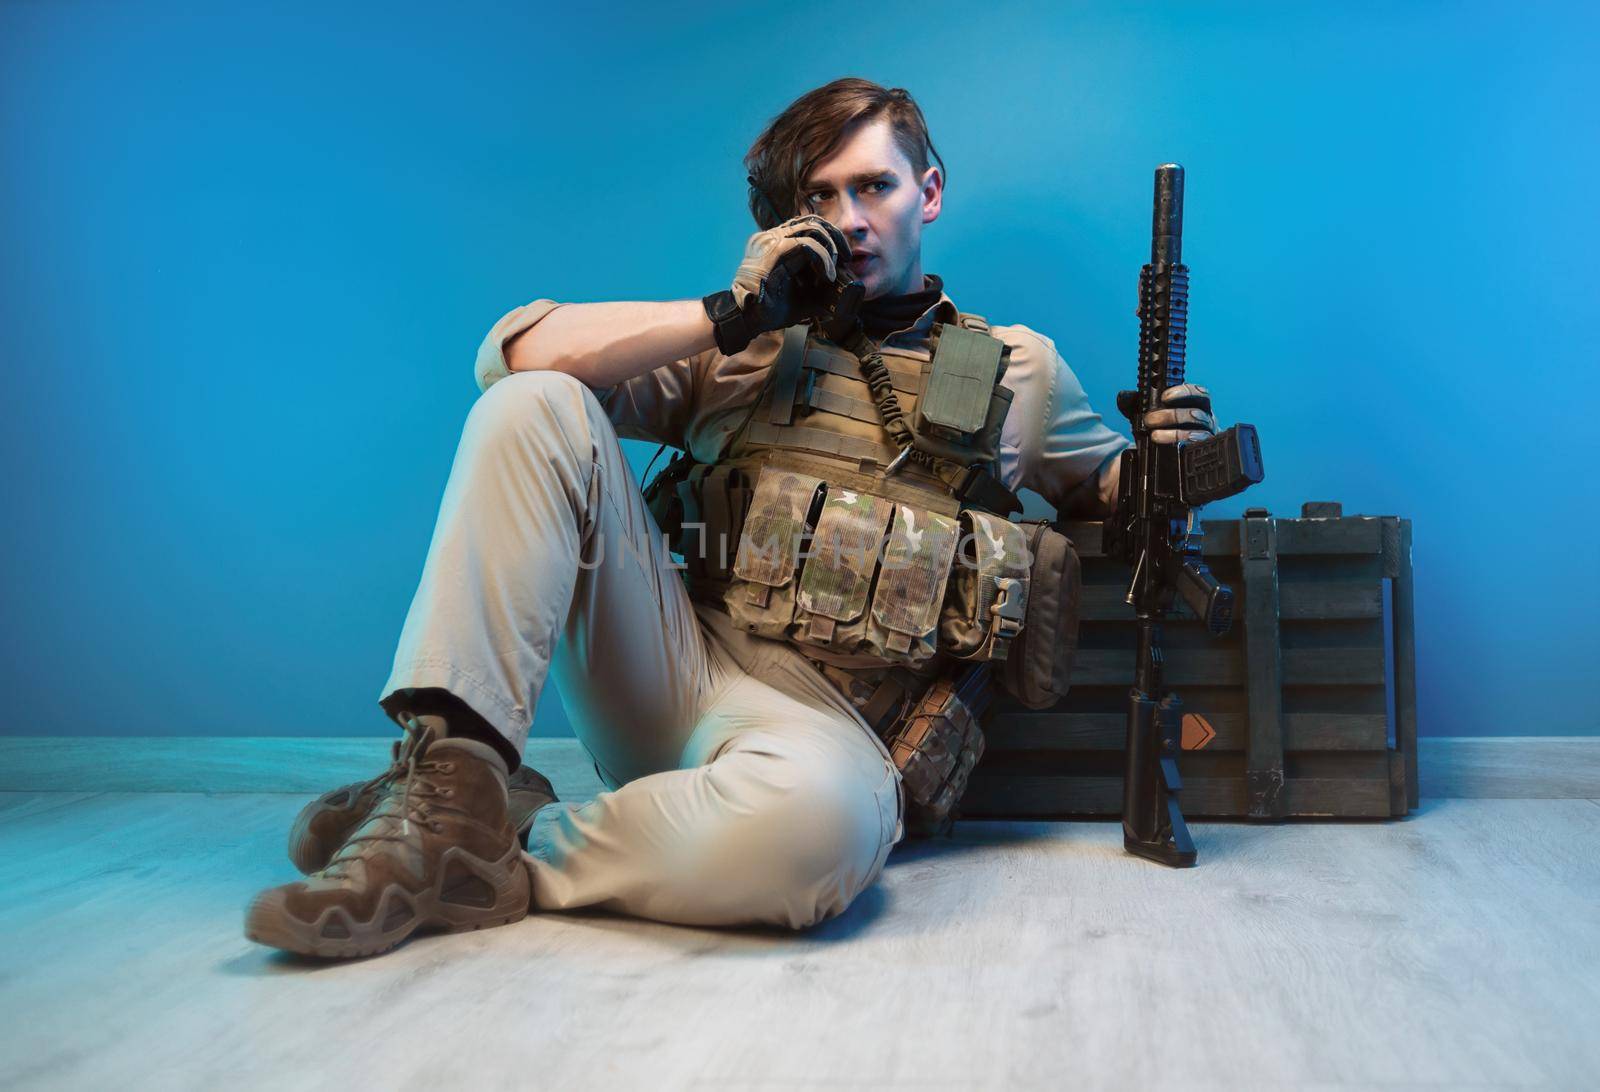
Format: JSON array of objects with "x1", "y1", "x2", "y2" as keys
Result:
[
  {"x1": 1119, "y1": 383, "x2": 1217, "y2": 444},
  {"x1": 703, "y1": 215, "x2": 852, "y2": 355}
]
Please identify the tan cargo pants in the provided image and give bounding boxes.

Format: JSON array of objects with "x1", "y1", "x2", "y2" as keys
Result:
[{"x1": 380, "y1": 369, "x2": 904, "y2": 930}]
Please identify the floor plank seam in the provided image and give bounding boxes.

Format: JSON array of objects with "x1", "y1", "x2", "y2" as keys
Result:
[
  {"x1": 4, "y1": 737, "x2": 1599, "y2": 799},
  {"x1": 0, "y1": 791, "x2": 109, "y2": 817}
]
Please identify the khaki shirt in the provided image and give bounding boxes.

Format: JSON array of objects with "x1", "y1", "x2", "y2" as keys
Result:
[{"x1": 474, "y1": 290, "x2": 1129, "y2": 516}]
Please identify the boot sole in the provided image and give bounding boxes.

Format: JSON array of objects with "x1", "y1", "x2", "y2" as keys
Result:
[{"x1": 245, "y1": 843, "x2": 531, "y2": 959}]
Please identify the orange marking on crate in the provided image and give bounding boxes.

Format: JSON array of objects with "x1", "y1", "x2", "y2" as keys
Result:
[{"x1": 1181, "y1": 713, "x2": 1216, "y2": 750}]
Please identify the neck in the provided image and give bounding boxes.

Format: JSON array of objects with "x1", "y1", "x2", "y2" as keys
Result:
[
  {"x1": 878, "y1": 255, "x2": 924, "y2": 300},
  {"x1": 856, "y1": 272, "x2": 943, "y2": 340}
]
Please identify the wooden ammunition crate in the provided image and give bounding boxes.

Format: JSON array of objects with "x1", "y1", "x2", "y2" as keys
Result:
[{"x1": 964, "y1": 503, "x2": 1418, "y2": 820}]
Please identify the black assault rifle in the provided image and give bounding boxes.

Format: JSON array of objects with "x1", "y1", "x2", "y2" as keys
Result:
[{"x1": 1103, "y1": 164, "x2": 1265, "y2": 867}]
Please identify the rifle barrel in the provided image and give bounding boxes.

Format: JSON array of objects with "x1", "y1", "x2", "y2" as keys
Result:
[{"x1": 1151, "y1": 164, "x2": 1184, "y2": 267}]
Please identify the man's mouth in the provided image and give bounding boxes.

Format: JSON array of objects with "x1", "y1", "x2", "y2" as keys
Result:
[{"x1": 847, "y1": 254, "x2": 875, "y2": 272}]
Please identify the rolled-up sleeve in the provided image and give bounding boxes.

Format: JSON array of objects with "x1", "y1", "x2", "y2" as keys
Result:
[
  {"x1": 474, "y1": 298, "x2": 564, "y2": 393},
  {"x1": 472, "y1": 298, "x2": 703, "y2": 450},
  {"x1": 995, "y1": 324, "x2": 1130, "y2": 517}
]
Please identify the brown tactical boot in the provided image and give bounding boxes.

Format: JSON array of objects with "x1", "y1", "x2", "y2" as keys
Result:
[
  {"x1": 287, "y1": 746, "x2": 556, "y2": 874},
  {"x1": 246, "y1": 718, "x2": 534, "y2": 958}
]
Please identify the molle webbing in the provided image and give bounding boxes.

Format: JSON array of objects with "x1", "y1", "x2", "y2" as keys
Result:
[
  {"x1": 841, "y1": 325, "x2": 924, "y2": 466},
  {"x1": 796, "y1": 383, "x2": 883, "y2": 425},
  {"x1": 748, "y1": 328, "x2": 921, "y2": 471},
  {"x1": 756, "y1": 451, "x2": 962, "y2": 516},
  {"x1": 744, "y1": 421, "x2": 899, "y2": 466},
  {"x1": 763, "y1": 327, "x2": 924, "y2": 431},
  {"x1": 745, "y1": 319, "x2": 1012, "y2": 503},
  {"x1": 765, "y1": 326, "x2": 808, "y2": 427},
  {"x1": 799, "y1": 348, "x2": 924, "y2": 396}
]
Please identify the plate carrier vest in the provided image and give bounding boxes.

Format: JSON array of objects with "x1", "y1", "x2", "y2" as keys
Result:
[{"x1": 646, "y1": 312, "x2": 1033, "y2": 677}]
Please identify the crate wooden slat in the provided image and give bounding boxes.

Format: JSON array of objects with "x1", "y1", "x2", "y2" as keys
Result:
[
  {"x1": 1067, "y1": 646, "x2": 1388, "y2": 689},
  {"x1": 966, "y1": 503, "x2": 1419, "y2": 821},
  {"x1": 994, "y1": 710, "x2": 1391, "y2": 752},
  {"x1": 961, "y1": 774, "x2": 1400, "y2": 819},
  {"x1": 1078, "y1": 582, "x2": 1383, "y2": 621}
]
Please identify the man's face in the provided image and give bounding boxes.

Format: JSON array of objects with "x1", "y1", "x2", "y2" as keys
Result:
[{"x1": 800, "y1": 116, "x2": 943, "y2": 300}]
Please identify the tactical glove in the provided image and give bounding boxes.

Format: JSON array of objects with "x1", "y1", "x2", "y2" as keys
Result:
[
  {"x1": 1129, "y1": 383, "x2": 1217, "y2": 444},
  {"x1": 703, "y1": 215, "x2": 852, "y2": 355}
]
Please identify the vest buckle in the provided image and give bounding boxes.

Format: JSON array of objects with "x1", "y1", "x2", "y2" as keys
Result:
[{"x1": 953, "y1": 465, "x2": 1023, "y2": 517}]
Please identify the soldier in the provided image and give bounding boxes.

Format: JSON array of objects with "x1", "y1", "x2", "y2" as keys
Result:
[{"x1": 245, "y1": 78, "x2": 1217, "y2": 958}]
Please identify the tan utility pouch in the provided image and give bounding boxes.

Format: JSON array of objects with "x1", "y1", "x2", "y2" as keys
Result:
[
  {"x1": 726, "y1": 466, "x2": 962, "y2": 668},
  {"x1": 995, "y1": 521, "x2": 1083, "y2": 709},
  {"x1": 865, "y1": 504, "x2": 960, "y2": 666},
  {"x1": 794, "y1": 488, "x2": 896, "y2": 651},
  {"x1": 793, "y1": 493, "x2": 962, "y2": 667},
  {"x1": 938, "y1": 510, "x2": 1032, "y2": 662},
  {"x1": 727, "y1": 465, "x2": 824, "y2": 638}
]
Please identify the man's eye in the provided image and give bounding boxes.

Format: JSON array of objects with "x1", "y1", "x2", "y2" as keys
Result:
[{"x1": 806, "y1": 181, "x2": 886, "y2": 207}]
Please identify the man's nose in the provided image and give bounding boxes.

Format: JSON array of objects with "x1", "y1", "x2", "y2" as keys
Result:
[{"x1": 827, "y1": 193, "x2": 870, "y2": 244}]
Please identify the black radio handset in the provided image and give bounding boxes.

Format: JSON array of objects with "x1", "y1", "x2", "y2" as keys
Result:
[{"x1": 814, "y1": 268, "x2": 866, "y2": 343}]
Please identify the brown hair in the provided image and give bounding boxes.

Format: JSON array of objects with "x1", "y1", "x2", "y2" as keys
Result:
[{"x1": 743, "y1": 78, "x2": 945, "y2": 230}]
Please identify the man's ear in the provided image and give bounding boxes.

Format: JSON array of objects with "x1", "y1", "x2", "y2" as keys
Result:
[{"x1": 920, "y1": 166, "x2": 943, "y2": 225}]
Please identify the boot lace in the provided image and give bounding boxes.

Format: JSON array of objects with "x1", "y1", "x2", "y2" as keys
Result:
[{"x1": 321, "y1": 716, "x2": 465, "y2": 878}]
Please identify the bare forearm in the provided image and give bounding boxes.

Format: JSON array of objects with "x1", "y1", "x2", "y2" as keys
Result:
[{"x1": 503, "y1": 299, "x2": 717, "y2": 388}]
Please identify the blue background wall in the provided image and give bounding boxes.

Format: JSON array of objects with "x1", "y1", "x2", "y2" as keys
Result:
[{"x1": 2, "y1": 1, "x2": 1593, "y2": 739}]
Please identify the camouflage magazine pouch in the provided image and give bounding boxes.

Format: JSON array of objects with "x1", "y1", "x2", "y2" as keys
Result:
[
  {"x1": 938, "y1": 510, "x2": 1031, "y2": 662},
  {"x1": 865, "y1": 504, "x2": 960, "y2": 667},
  {"x1": 795, "y1": 488, "x2": 895, "y2": 650},
  {"x1": 995, "y1": 521, "x2": 1083, "y2": 710},
  {"x1": 882, "y1": 661, "x2": 992, "y2": 837},
  {"x1": 727, "y1": 465, "x2": 824, "y2": 638}
]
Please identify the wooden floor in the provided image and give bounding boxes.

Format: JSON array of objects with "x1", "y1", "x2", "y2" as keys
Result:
[{"x1": 1, "y1": 738, "x2": 1596, "y2": 1090}]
